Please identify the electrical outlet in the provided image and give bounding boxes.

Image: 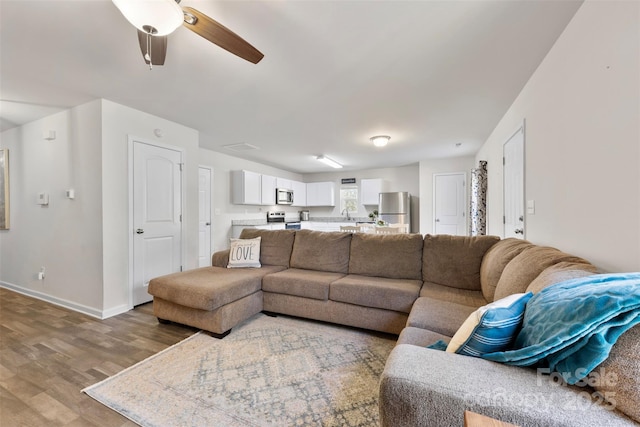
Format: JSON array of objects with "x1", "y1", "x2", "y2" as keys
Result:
[{"x1": 38, "y1": 266, "x2": 46, "y2": 280}]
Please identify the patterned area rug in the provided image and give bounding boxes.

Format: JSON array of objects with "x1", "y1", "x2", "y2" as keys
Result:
[{"x1": 83, "y1": 313, "x2": 396, "y2": 426}]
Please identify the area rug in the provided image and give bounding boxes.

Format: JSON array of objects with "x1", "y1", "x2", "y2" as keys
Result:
[{"x1": 82, "y1": 313, "x2": 396, "y2": 426}]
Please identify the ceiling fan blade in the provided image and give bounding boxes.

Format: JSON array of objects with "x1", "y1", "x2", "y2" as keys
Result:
[
  {"x1": 182, "y1": 7, "x2": 264, "y2": 64},
  {"x1": 137, "y1": 30, "x2": 168, "y2": 66}
]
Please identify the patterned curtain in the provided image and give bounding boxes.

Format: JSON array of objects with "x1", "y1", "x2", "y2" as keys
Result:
[{"x1": 470, "y1": 160, "x2": 488, "y2": 236}]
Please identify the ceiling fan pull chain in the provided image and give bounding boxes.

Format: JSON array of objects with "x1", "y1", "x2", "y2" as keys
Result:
[{"x1": 146, "y1": 32, "x2": 152, "y2": 70}]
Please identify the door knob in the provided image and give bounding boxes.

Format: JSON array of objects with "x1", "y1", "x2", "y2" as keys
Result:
[
  {"x1": 206, "y1": 222, "x2": 211, "y2": 226},
  {"x1": 514, "y1": 229, "x2": 524, "y2": 235},
  {"x1": 519, "y1": 215, "x2": 524, "y2": 222},
  {"x1": 435, "y1": 219, "x2": 440, "y2": 222},
  {"x1": 136, "y1": 228, "x2": 144, "y2": 234}
]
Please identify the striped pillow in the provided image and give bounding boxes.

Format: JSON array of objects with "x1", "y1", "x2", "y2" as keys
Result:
[{"x1": 446, "y1": 292, "x2": 533, "y2": 357}]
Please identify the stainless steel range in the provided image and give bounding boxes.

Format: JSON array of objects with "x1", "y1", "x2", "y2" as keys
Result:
[{"x1": 267, "y1": 211, "x2": 301, "y2": 230}]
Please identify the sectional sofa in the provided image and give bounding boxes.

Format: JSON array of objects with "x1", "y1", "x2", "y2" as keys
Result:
[{"x1": 148, "y1": 229, "x2": 639, "y2": 426}]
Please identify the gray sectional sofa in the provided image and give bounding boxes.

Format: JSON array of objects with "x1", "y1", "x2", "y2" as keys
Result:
[{"x1": 148, "y1": 229, "x2": 639, "y2": 426}]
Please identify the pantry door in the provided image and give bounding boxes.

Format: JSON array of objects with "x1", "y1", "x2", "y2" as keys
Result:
[
  {"x1": 433, "y1": 172, "x2": 467, "y2": 235},
  {"x1": 131, "y1": 139, "x2": 183, "y2": 306}
]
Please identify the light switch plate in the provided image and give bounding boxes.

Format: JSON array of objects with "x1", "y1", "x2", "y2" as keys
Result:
[
  {"x1": 527, "y1": 200, "x2": 535, "y2": 214},
  {"x1": 37, "y1": 192, "x2": 49, "y2": 205}
]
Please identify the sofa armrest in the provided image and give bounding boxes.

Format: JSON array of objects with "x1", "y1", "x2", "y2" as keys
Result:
[
  {"x1": 211, "y1": 250, "x2": 230, "y2": 267},
  {"x1": 379, "y1": 344, "x2": 634, "y2": 427}
]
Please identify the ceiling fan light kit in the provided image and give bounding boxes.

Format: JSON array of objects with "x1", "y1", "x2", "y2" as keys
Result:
[
  {"x1": 370, "y1": 135, "x2": 390, "y2": 147},
  {"x1": 316, "y1": 155, "x2": 343, "y2": 169},
  {"x1": 112, "y1": 0, "x2": 183, "y2": 36},
  {"x1": 112, "y1": 0, "x2": 264, "y2": 67}
]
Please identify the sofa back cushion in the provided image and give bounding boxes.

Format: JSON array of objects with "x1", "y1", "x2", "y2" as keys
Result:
[
  {"x1": 349, "y1": 233, "x2": 423, "y2": 280},
  {"x1": 422, "y1": 234, "x2": 501, "y2": 290},
  {"x1": 493, "y1": 245, "x2": 592, "y2": 301},
  {"x1": 238, "y1": 228, "x2": 296, "y2": 267},
  {"x1": 525, "y1": 261, "x2": 598, "y2": 294},
  {"x1": 480, "y1": 238, "x2": 533, "y2": 301},
  {"x1": 290, "y1": 230, "x2": 352, "y2": 273}
]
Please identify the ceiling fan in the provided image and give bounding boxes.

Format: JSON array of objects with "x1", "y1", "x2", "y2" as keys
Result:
[{"x1": 112, "y1": 0, "x2": 264, "y2": 68}]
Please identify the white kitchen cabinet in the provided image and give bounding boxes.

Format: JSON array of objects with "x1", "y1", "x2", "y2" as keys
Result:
[
  {"x1": 306, "y1": 182, "x2": 335, "y2": 206},
  {"x1": 361, "y1": 178, "x2": 385, "y2": 205},
  {"x1": 291, "y1": 180, "x2": 307, "y2": 207},
  {"x1": 232, "y1": 170, "x2": 261, "y2": 205},
  {"x1": 276, "y1": 177, "x2": 293, "y2": 190},
  {"x1": 261, "y1": 174, "x2": 276, "y2": 205}
]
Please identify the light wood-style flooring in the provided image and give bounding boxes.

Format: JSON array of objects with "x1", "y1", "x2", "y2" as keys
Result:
[{"x1": 0, "y1": 288, "x2": 196, "y2": 426}]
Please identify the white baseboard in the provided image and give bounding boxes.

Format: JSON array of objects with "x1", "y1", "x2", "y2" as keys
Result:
[
  {"x1": 102, "y1": 303, "x2": 131, "y2": 319},
  {"x1": 0, "y1": 281, "x2": 132, "y2": 320}
]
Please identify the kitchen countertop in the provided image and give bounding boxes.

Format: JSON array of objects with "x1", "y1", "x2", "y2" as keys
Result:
[{"x1": 232, "y1": 217, "x2": 372, "y2": 226}]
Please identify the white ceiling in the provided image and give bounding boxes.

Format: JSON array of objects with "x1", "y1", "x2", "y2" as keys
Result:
[{"x1": 0, "y1": 0, "x2": 582, "y2": 173}]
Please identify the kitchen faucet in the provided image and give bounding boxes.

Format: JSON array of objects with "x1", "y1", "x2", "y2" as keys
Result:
[{"x1": 341, "y1": 209, "x2": 351, "y2": 220}]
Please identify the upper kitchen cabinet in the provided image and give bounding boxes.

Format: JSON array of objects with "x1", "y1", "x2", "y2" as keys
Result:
[
  {"x1": 361, "y1": 178, "x2": 385, "y2": 205},
  {"x1": 306, "y1": 182, "x2": 335, "y2": 206},
  {"x1": 291, "y1": 180, "x2": 307, "y2": 207},
  {"x1": 261, "y1": 174, "x2": 276, "y2": 205},
  {"x1": 232, "y1": 170, "x2": 261, "y2": 205},
  {"x1": 276, "y1": 177, "x2": 293, "y2": 190}
]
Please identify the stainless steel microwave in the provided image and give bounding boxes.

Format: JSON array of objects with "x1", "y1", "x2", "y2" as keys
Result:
[{"x1": 276, "y1": 188, "x2": 293, "y2": 205}]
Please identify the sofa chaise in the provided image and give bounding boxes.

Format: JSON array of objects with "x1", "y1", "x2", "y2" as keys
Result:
[{"x1": 148, "y1": 229, "x2": 639, "y2": 426}]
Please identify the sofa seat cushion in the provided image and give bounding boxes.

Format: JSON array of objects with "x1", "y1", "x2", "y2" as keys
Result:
[
  {"x1": 330, "y1": 274, "x2": 421, "y2": 313},
  {"x1": 148, "y1": 265, "x2": 285, "y2": 311},
  {"x1": 262, "y1": 268, "x2": 345, "y2": 301},
  {"x1": 422, "y1": 234, "x2": 500, "y2": 291},
  {"x1": 238, "y1": 229, "x2": 296, "y2": 267},
  {"x1": 290, "y1": 230, "x2": 352, "y2": 273},
  {"x1": 420, "y1": 281, "x2": 488, "y2": 307},
  {"x1": 348, "y1": 233, "x2": 424, "y2": 280},
  {"x1": 397, "y1": 326, "x2": 452, "y2": 347},
  {"x1": 407, "y1": 297, "x2": 477, "y2": 337}
]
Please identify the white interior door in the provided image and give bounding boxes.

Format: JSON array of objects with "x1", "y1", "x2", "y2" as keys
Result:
[
  {"x1": 504, "y1": 126, "x2": 525, "y2": 239},
  {"x1": 434, "y1": 173, "x2": 466, "y2": 235},
  {"x1": 198, "y1": 166, "x2": 213, "y2": 267},
  {"x1": 132, "y1": 141, "x2": 183, "y2": 306}
]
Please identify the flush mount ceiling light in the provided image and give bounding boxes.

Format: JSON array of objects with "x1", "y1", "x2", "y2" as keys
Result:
[
  {"x1": 370, "y1": 135, "x2": 390, "y2": 147},
  {"x1": 316, "y1": 155, "x2": 343, "y2": 169},
  {"x1": 112, "y1": 0, "x2": 184, "y2": 36}
]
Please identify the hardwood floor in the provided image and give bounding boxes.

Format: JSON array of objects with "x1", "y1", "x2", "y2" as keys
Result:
[{"x1": 0, "y1": 288, "x2": 197, "y2": 426}]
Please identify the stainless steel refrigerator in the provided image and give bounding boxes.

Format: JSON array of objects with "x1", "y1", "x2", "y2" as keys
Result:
[{"x1": 379, "y1": 192, "x2": 411, "y2": 232}]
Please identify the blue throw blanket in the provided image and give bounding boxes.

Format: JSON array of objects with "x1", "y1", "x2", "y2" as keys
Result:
[{"x1": 483, "y1": 273, "x2": 640, "y2": 384}]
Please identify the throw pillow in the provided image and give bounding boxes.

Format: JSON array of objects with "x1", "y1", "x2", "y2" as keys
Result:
[
  {"x1": 446, "y1": 292, "x2": 533, "y2": 357},
  {"x1": 227, "y1": 237, "x2": 261, "y2": 268}
]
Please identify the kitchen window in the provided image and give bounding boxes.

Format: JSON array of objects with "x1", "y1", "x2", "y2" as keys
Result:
[{"x1": 340, "y1": 186, "x2": 358, "y2": 213}]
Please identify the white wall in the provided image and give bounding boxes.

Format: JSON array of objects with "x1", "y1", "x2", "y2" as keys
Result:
[
  {"x1": 101, "y1": 100, "x2": 200, "y2": 314},
  {"x1": 197, "y1": 149, "x2": 303, "y2": 252},
  {"x1": 476, "y1": 0, "x2": 640, "y2": 272},
  {"x1": 418, "y1": 156, "x2": 476, "y2": 235},
  {"x1": 0, "y1": 101, "x2": 105, "y2": 315},
  {"x1": 304, "y1": 164, "x2": 420, "y2": 230}
]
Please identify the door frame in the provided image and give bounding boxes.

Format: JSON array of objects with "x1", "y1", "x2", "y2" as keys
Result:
[
  {"x1": 127, "y1": 136, "x2": 185, "y2": 309},
  {"x1": 432, "y1": 171, "x2": 467, "y2": 235},
  {"x1": 502, "y1": 121, "x2": 526, "y2": 239},
  {"x1": 198, "y1": 164, "x2": 214, "y2": 267}
]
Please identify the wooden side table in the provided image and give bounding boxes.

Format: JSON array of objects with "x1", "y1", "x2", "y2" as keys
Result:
[{"x1": 464, "y1": 410, "x2": 519, "y2": 427}]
